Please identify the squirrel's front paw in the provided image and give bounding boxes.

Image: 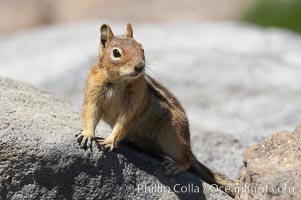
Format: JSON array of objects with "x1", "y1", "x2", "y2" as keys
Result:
[
  {"x1": 75, "y1": 131, "x2": 94, "y2": 150},
  {"x1": 98, "y1": 136, "x2": 116, "y2": 151}
]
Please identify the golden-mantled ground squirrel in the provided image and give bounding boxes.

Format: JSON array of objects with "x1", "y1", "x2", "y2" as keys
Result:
[{"x1": 76, "y1": 23, "x2": 236, "y2": 197}]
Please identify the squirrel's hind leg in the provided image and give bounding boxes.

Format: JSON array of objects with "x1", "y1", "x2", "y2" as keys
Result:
[{"x1": 158, "y1": 130, "x2": 191, "y2": 175}]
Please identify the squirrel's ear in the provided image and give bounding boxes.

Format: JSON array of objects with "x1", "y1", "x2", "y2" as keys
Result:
[
  {"x1": 125, "y1": 23, "x2": 133, "y2": 38},
  {"x1": 100, "y1": 24, "x2": 114, "y2": 48}
]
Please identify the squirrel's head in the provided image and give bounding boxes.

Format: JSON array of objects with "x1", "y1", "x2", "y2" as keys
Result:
[{"x1": 98, "y1": 23, "x2": 145, "y2": 81}]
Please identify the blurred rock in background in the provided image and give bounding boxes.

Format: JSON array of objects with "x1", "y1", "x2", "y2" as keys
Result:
[{"x1": 0, "y1": 0, "x2": 251, "y2": 34}]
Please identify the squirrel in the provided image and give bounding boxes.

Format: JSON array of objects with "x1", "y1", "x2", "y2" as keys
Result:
[{"x1": 76, "y1": 23, "x2": 237, "y2": 197}]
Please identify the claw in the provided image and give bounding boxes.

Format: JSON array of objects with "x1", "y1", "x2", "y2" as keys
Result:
[
  {"x1": 80, "y1": 136, "x2": 86, "y2": 146},
  {"x1": 76, "y1": 132, "x2": 94, "y2": 151},
  {"x1": 87, "y1": 137, "x2": 92, "y2": 148},
  {"x1": 76, "y1": 134, "x2": 83, "y2": 144},
  {"x1": 97, "y1": 137, "x2": 115, "y2": 151}
]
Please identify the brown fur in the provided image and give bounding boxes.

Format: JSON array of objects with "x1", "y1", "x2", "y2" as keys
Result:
[{"x1": 76, "y1": 23, "x2": 237, "y2": 197}]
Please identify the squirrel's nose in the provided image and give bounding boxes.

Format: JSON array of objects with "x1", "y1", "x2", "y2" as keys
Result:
[{"x1": 134, "y1": 62, "x2": 145, "y2": 73}]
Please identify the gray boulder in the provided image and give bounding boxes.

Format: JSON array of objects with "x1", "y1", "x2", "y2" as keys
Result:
[
  {"x1": 237, "y1": 125, "x2": 301, "y2": 200},
  {"x1": 0, "y1": 77, "x2": 232, "y2": 200}
]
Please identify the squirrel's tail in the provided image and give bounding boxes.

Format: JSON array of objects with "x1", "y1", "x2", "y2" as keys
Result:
[{"x1": 190, "y1": 153, "x2": 237, "y2": 198}]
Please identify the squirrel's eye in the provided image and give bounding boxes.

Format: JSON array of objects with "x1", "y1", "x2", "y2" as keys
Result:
[{"x1": 112, "y1": 49, "x2": 121, "y2": 58}]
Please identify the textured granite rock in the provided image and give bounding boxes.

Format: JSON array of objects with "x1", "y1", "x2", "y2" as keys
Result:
[
  {"x1": 0, "y1": 77, "x2": 232, "y2": 200},
  {"x1": 237, "y1": 125, "x2": 301, "y2": 200}
]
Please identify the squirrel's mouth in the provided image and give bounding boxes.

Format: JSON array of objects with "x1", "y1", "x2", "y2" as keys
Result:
[{"x1": 128, "y1": 69, "x2": 144, "y2": 77}]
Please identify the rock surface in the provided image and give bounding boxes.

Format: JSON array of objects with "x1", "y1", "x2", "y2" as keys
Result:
[
  {"x1": 237, "y1": 125, "x2": 301, "y2": 200},
  {"x1": 0, "y1": 0, "x2": 248, "y2": 33},
  {"x1": 0, "y1": 77, "x2": 232, "y2": 200}
]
